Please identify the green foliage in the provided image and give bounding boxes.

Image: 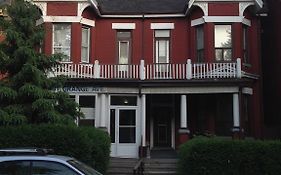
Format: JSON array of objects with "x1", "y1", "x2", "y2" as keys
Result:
[
  {"x1": 0, "y1": 0, "x2": 82, "y2": 125},
  {"x1": 178, "y1": 137, "x2": 281, "y2": 175},
  {"x1": 0, "y1": 125, "x2": 111, "y2": 174}
]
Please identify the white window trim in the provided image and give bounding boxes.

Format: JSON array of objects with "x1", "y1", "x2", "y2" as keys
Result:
[
  {"x1": 191, "y1": 16, "x2": 251, "y2": 27},
  {"x1": 112, "y1": 23, "x2": 136, "y2": 30},
  {"x1": 151, "y1": 23, "x2": 174, "y2": 30}
]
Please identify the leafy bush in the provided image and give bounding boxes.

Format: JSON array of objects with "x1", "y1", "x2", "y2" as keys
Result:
[
  {"x1": 178, "y1": 137, "x2": 281, "y2": 175},
  {"x1": 0, "y1": 125, "x2": 110, "y2": 174}
]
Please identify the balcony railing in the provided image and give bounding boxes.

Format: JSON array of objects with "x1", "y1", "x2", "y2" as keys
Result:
[{"x1": 51, "y1": 58, "x2": 242, "y2": 80}]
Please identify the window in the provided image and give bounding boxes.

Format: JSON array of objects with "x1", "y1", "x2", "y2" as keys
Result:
[
  {"x1": 79, "y1": 95, "x2": 95, "y2": 126},
  {"x1": 53, "y1": 23, "x2": 71, "y2": 62},
  {"x1": 119, "y1": 110, "x2": 136, "y2": 143},
  {"x1": 215, "y1": 25, "x2": 232, "y2": 61},
  {"x1": 155, "y1": 30, "x2": 170, "y2": 64},
  {"x1": 117, "y1": 31, "x2": 131, "y2": 72},
  {"x1": 196, "y1": 26, "x2": 204, "y2": 62},
  {"x1": 81, "y1": 27, "x2": 90, "y2": 63},
  {"x1": 110, "y1": 96, "x2": 137, "y2": 106},
  {"x1": 32, "y1": 161, "x2": 78, "y2": 175},
  {"x1": 0, "y1": 161, "x2": 30, "y2": 175},
  {"x1": 243, "y1": 26, "x2": 249, "y2": 64}
]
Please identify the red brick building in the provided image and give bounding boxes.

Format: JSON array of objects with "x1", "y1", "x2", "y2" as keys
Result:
[{"x1": 31, "y1": 0, "x2": 264, "y2": 158}]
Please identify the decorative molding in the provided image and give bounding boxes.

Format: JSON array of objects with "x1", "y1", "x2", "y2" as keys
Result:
[
  {"x1": 81, "y1": 18, "x2": 95, "y2": 27},
  {"x1": 191, "y1": 16, "x2": 251, "y2": 26},
  {"x1": 112, "y1": 23, "x2": 136, "y2": 29},
  {"x1": 239, "y1": 2, "x2": 255, "y2": 16},
  {"x1": 33, "y1": 2, "x2": 47, "y2": 16},
  {"x1": 39, "y1": 16, "x2": 95, "y2": 26},
  {"x1": 150, "y1": 23, "x2": 175, "y2": 29},
  {"x1": 78, "y1": 2, "x2": 91, "y2": 16},
  {"x1": 193, "y1": 2, "x2": 208, "y2": 16},
  {"x1": 191, "y1": 17, "x2": 204, "y2": 26}
]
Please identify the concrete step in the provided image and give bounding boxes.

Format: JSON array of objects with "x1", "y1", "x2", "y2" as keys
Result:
[
  {"x1": 107, "y1": 158, "x2": 138, "y2": 175},
  {"x1": 143, "y1": 158, "x2": 178, "y2": 175}
]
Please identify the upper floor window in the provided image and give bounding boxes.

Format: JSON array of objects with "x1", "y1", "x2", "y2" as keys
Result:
[
  {"x1": 196, "y1": 25, "x2": 204, "y2": 62},
  {"x1": 155, "y1": 30, "x2": 170, "y2": 64},
  {"x1": 215, "y1": 25, "x2": 232, "y2": 61},
  {"x1": 117, "y1": 31, "x2": 131, "y2": 71},
  {"x1": 81, "y1": 27, "x2": 90, "y2": 63},
  {"x1": 53, "y1": 23, "x2": 71, "y2": 62},
  {"x1": 243, "y1": 26, "x2": 249, "y2": 64}
]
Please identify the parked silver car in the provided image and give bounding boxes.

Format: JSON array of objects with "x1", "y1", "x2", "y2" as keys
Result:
[{"x1": 0, "y1": 148, "x2": 102, "y2": 175}]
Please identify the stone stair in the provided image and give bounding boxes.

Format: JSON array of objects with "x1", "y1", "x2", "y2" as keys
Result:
[
  {"x1": 107, "y1": 158, "x2": 138, "y2": 175},
  {"x1": 143, "y1": 158, "x2": 178, "y2": 175}
]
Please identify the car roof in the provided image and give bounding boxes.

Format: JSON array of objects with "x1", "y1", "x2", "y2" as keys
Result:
[{"x1": 0, "y1": 154, "x2": 74, "y2": 163}]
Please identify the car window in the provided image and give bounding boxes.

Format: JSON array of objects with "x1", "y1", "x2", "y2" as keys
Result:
[
  {"x1": 31, "y1": 161, "x2": 79, "y2": 175},
  {"x1": 68, "y1": 159, "x2": 102, "y2": 175},
  {"x1": 0, "y1": 160, "x2": 31, "y2": 175}
]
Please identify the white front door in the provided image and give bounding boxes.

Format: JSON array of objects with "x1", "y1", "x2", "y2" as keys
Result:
[{"x1": 110, "y1": 108, "x2": 140, "y2": 158}]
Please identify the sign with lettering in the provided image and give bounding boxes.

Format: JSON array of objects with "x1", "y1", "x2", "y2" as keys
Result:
[{"x1": 62, "y1": 86, "x2": 103, "y2": 93}]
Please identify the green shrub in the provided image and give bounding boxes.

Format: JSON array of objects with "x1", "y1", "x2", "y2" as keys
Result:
[
  {"x1": 178, "y1": 137, "x2": 281, "y2": 175},
  {"x1": 0, "y1": 124, "x2": 110, "y2": 174}
]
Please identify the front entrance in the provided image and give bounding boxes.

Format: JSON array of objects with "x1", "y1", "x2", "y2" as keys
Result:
[
  {"x1": 153, "y1": 106, "x2": 172, "y2": 147},
  {"x1": 110, "y1": 107, "x2": 140, "y2": 158}
]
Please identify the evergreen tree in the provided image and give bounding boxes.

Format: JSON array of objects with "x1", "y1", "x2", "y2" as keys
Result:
[{"x1": 0, "y1": 0, "x2": 82, "y2": 125}]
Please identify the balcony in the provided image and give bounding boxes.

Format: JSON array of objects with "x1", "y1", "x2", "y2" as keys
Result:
[{"x1": 51, "y1": 58, "x2": 243, "y2": 80}]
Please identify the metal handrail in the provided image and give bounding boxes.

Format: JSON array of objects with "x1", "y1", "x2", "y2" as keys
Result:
[{"x1": 133, "y1": 158, "x2": 144, "y2": 175}]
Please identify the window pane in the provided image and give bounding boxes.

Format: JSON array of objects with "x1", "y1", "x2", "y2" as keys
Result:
[
  {"x1": 111, "y1": 96, "x2": 137, "y2": 106},
  {"x1": 215, "y1": 25, "x2": 232, "y2": 48},
  {"x1": 155, "y1": 30, "x2": 170, "y2": 37},
  {"x1": 119, "y1": 41, "x2": 129, "y2": 64},
  {"x1": 215, "y1": 49, "x2": 223, "y2": 61},
  {"x1": 196, "y1": 26, "x2": 204, "y2": 50},
  {"x1": 119, "y1": 127, "x2": 136, "y2": 143},
  {"x1": 81, "y1": 27, "x2": 89, "y2": 63},
  {"x1": 79, "y1": 96, "x2": 95, "y2": 108},
  {"x1": 158, "y1": 40, "x2": 167, "y2": 58},
  {"x1": 53, "y1": 24, "x2": 71, "y2": 61},
  {"x1": 32, "y1": 161, "x2": 78, "y2": 175},
  {"x1": 223, "y1": 49, "x2": 232, "y2": 61},
  {"x1": 119, "y1": 110, "x2": 136, "y2": 126},
  {"x1": 0, "y1": 161, "x2": 30, "y2": 175}
]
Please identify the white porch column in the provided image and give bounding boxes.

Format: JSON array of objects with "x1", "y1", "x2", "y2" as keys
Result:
[
  {"x1": 141, "y1": 94, "x2": 146, "y2": 147},
  {"x1": 100, "y1": 94, "x2": 106, "y2": 128},
  {"x1": 180, "y1": 95, "x2": 187, "y2": 128},
  {"x1": 233, "y1": 93, "x2": 240, "y2": 127}
]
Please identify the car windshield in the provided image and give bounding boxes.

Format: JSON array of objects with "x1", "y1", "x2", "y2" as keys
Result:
[{"x1": 68, "y1": 159, "x2": 102, "y2": 175}]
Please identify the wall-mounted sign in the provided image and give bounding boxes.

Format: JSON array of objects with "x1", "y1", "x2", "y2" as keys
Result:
[{"x1": 62, "y1": 86, "x2": 103, "y2": 93}]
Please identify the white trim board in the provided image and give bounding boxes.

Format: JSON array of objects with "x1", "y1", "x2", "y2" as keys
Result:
[
  {"x1": 38, "y1": 16, "x2": 95, "y2": 26},
  {"x1": 151, "y1": 23, "x2": 175, "y2": 29},
  {"x1": 112, "y1": 23, "x2": 136, "y2": 29},
  {"x1": 191, "y1": 16, "x2": 251, "y2": 26}
]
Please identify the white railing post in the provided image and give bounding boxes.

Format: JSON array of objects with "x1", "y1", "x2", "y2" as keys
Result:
[
  {"x1": 140, "y1": 59, "x2": 145, "y2": 80},
  {"x1": 94, "y1": 60, "x2": 100, "y2": 78},
  {"x1": 186, "y1": 59, "x2": 192, "y2": 79},
  {"x1": 236, "y1": 58, "x2": 242, "y2": 78}
]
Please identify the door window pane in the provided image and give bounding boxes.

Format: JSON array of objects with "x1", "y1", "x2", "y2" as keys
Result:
[
  {"x1": 110, "y1": 109, "x2": 116, "y2": 143},
  {"x1": 119, "y1": 110, "x2": 136, "y2": 143},
  {"x1": 32, "y1": 161, "x2": 78, "y2": 175},
  {"x1": 119, "y1": 41, "x2": 129, "y2": 64},
  {"x1": 53, "y1": 24, "x2": 71, "y2": 62},
  {"x1": 119, "y1": 127, "x2": 136, "y2": 143},
  {"x1": 0, "y1": 161, "x2": 30, "y2": 175},
  {"x1": 119, "y1": 110, "x2": 136, "y2": 125}
]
